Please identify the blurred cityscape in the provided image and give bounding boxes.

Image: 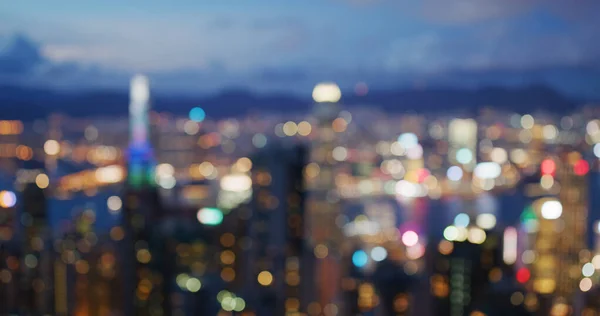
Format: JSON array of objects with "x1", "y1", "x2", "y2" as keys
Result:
[{"x1": 0, "y1": 73, "x2": 599, "y2": 316}]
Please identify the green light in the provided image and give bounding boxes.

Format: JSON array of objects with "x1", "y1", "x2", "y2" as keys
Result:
[{"x1": 197, "y1": 207, "x2": 223, "y2": 226}]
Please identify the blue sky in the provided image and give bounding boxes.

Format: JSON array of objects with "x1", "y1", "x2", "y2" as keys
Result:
[{"x1": 1, "y1": 1, "x2": 599, "y2": 94}]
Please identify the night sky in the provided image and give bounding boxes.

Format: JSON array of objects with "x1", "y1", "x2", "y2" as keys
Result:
[{"x1": 1, "y1": 1, "x2": 600, "y2": 94}]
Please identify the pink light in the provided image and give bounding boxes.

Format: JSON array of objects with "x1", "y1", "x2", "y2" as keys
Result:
[{"x1": 402, "y1": 230, "x2": 419, "y2": 247}]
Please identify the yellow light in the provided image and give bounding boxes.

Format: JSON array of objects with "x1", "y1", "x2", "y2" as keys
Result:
[
  {"x1": 297, "y1": 121, "x2": 312, "y2": 136},
  {"x1": 35, "y1": 173, "x2": 49, "y2": 189},
  {"x1": 44, "y1": 140, "x2": 60, "y2": 156},
  {"x1": 257, "y1": 271, "x2": 273, "y2": 286},
  {"x1": 283, "y1": 121, "x2": 298, "y2": 136},
  {"x1": 220, "y1": 250, "x2": 235, "y2": 265},
  {"x1": 314, "y1": 244, "x2": 329, "y2": 259}
]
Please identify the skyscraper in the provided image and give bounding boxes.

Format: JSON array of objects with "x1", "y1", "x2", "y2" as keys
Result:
[
  {"x1": 307, "y1": 83, "x2": 345, "y2": 311},
  {"x1": 122, "y1": 75, "x2": 167, "y2": 315},
  {"x1": 245, "y1": 142, "x2": 308, "y2": 315},
  {"x1": 19, "y1": 161, "x2": 54, "y2": 315}
]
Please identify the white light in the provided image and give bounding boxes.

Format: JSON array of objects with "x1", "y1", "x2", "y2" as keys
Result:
[
  {"x1": 594, "y1": 143, "x2": 600, "y2": 159},
  {"x1": 44, "y1": 140, "x2": 60, "y2": 156},
  {"x1": 370, "y1": 247, "x2": 388, "y2": 262},
  {"x1": 402, "y1": 231, "x2": 419, "y2": 247},
  {"x1": 474, "y1": 162, "x2": 502, "y2": 179},
  {"x1": 541, "y1": 200, "x2": 562, "y2": 220},
  {"x1": 130, "y1": 75, "x2": 149, "y2": 104},
  {"x1": 443, "y1": 226, "x2": 459, "y2": 241},
  {"x1": 397, "y1": 133, "x2": 418, "y2": 149},
  {"x1": 158, "y1": 176, "x2": 176, "y2": 189},
  {"x1": 220, "y1": 174, "x2": 252, "y2": 192},
  {"x1": 490, "y1": 148, "x2": 508, "y2": 164},
  {"x1": 592, "y1": 255, "x2": 600, "y2": 269},
  {"x1": 456, "y1": 148, "x2": 473, "y2": 165},
  {"x1": 454, "y1": 213, "x2": 470, "y2": 228},
  {"x1": 468, "y1": 227, "x2": 486, "y2": 244},
  {"x1": 312, "y1": 83, "x2": 341, "y2": 103},
  {"x1": 582, "y1": 263, "x2": 595, "y2": 277},
  {"x1": 332, "y1": 146, "x2": 348, "y2": 161},
  {"x1": 476, "y1": 213, "x2": 497, "y2": 230},
  {"x1": 107, "y1": 196, "x2": 122, "y2": 213},
  {"x1": 503, "y1": 227, "x2": 518, "y2": 265},
  {"x1": 156, "y1": 163, "x2": 175, "y2": 178},
  {"x1": 395, "y1": 180, "x2": 426, "y2": 198},
  {"x1": 447, "y1": 166, "x2": 463, "y2": 182}
]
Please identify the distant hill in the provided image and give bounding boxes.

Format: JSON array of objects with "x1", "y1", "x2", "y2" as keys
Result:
[{"x1": 0, "y1": 84, "x2": 582, "y2": 121}]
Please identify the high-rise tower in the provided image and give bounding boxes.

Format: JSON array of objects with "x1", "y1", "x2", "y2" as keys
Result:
[
  {"x1": 122, "y1": 75, "x2": 167, "y2": 316},
  {"x1": 128, "y1": 75, "x2": 155, "y2": 188},
  {"x1": 307, "y1": 83, "x2": 345, "y2": 310},
  {"x1": 18, "y1": 161, "x2": 54, "y2": 315}
]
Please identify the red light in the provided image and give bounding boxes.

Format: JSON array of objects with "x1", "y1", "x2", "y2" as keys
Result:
[
  {"x1": 516, "y1": 267, "x2": 530, "y2": 283},
  {"x1": 541, "y1": 159, "x2": 556, "y2": 175},
  {"x1": 574, "y1": 160, "x2": 589, "y2": 176}
]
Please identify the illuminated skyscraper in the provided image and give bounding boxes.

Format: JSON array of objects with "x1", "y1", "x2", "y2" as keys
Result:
[
  {"x1": 307, "y1": 83, "x2": 344, "y2": 310},
  {"x1": 128, "y1": 75, "x2": 155, "y2": 188},
  {"x1": 122, "y1": 75, "x2": 166, "y2": 315},
  {"x1": 554, "y1": 151, "x2": 589, "y2": 303}
]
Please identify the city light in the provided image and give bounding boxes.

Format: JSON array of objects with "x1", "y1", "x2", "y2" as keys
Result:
[
  {"x1": 44, "y1": 140, "x2": 60, "y2": 155},
  {"x1": 397, "y1": 133, "x2": 418, "y2": 149},
  {"x1": 456, "y1": 148, "x2": 473, "y2": 165},
  {"x1": 541, "y1": 200, "x2": 563, "y2": 220},
  {"x1": 370, "y1": 246, "x2": 388, "y2": 262},
  {"x1": 580, "y1": 278, "x2": 593, "y2": 292},
  {"x1": 186, "y1": 277, "x2": 202, "y2": 292},
  {"x1": 312, "y1": 83, "x2": 341, "y2": 103},
  {"x1": 220, "y1": 174, "x2": 252, "y2": 192},
  {"x1": 443, "y1": 226, "x2": 459, "y2": 241},
  {"x1": 516, "y1": 268, "x2": 530, "y2": 283},
  {"x1": 582, "y1": 263, "x2": 595, "y2": 277},
  {"x1": 257, "y1": 271, "x2": 273, "y2": 286},
  {"x1": 401, "y1": 230, "x2": 419, "y2": 247},
  {"x1": 447, "y1": 166, "x2": 463, "y2": 182},
  {"x1": 0, "y1": 191, "x2": 16, "y2": 208},
  {"x1": 107, "y1": 196, "x2": 122, "y2": 213},
  {"x1": 574, "y1": 159, "x2": 589, "y2": 176},
  {"x1": 474, "y1": 162, "x2": 501, "y2": 179},
  {"x1": 476, "y1": 213, "x2": 496, "y2": 230},
  {"x1": 454, "y1": 213, "x2": 470, "y2": 228},
  {"x1": 197, "y1": 207, "x2": 224, "y2": 226},
  {"x1": 352, "y1": 250, "x2": 368, "y2": 268},
  {"x1": 189, "y1": 107, "x2": 206, "y2": 122},
  {"x1": 541, "y1": 159, "x2": 556, "y2": 175},
  {"x1": 35, "y1": 173, "x2": 49, "y2": 189},
  {"x1": 467, "y1": 227, "x2": 486, "y2": 244}
]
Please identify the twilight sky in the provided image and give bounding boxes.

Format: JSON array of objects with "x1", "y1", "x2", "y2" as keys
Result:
[{"x1": 1, "y1": 1, "x2": 599, "y2": 94}]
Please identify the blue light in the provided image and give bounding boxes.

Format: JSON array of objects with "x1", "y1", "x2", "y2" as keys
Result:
[
  {"x1": 190, "y1": 107, "x2": 206, "y2": 122},
  {"x1": 454, "y1": 213, "x2": 470, "y2": 228},
  {"x1": 370, "y1": 247, "x2": 388, "y2": 262},
  {"x1": 352, "y1": 250, "x2": 368, "y2": 268}
]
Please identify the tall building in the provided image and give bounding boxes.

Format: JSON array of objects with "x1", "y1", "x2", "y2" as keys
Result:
[
  {"x1": 306, "y1": 83, "x2": 345, "y2": 310},
  {"x1": 18, "y1": 161, "x2": 54, "y2": 315},
  {"x1": 122, "y1": 75, "x2": 167, "y2": 315},
  {"x1": 554, "y1": 150, "x2": 589, "y2": 305},
  {"x1": 244, "y1": 142, "x2": 308, "y2": 315}
]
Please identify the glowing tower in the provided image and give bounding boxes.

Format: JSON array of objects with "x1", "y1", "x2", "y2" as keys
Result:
[
  {"x1": 128, "y1": 75, "x2": 155, "y2": 188},
  {"x1": 307, "y1": 83, "x2": 344, "y2": 310}
]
